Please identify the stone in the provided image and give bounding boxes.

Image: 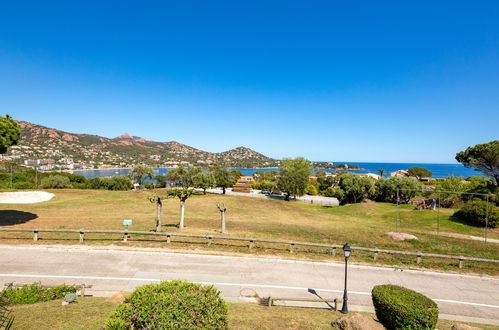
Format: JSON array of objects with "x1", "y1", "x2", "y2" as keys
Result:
[
  {"x1": 451, "y1": 324, "x2": 483, "y2": 330},
  {"x1": 386, "y1": 232, "x2": 418, "y2": 241},
  {"x1": 105, "y1": 291, "x2": 131, "y2": 303},
  {"x1": 332, "y1": 313, "x2": 386, "y2": 330},
  {"x1": 61, "y1": 301, "x2": 69, "y2": 306}
]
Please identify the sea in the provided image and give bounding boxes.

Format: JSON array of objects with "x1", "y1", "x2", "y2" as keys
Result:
[{"x1": 69, "y1": 162, "x2": 484, "y2": 179}]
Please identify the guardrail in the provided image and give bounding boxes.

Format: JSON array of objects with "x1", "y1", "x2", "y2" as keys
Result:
[{"x1": 0, "y1": 228, "x2": 497, "y2": 269}]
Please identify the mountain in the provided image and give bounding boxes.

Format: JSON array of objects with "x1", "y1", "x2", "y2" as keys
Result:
[{"x1": 6, "y1": 121, "x2": 279, "y2": 168}]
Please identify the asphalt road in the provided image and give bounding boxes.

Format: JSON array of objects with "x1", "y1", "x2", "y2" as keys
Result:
[{"x1": 1, "y1": 245, "x2": 498, "y2": 325}]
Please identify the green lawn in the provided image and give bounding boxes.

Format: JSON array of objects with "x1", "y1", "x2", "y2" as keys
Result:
[
  {"x1": 0, "y1": 189, "x2": 498, "y2": 274},
  {"x1": 10, "y1": 298, "x2": 498, "y2": 330}
]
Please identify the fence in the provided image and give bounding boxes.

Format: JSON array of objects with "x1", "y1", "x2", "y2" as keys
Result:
[{"x1": 0, "y1": 228, "x2": 497, "y2": 269}]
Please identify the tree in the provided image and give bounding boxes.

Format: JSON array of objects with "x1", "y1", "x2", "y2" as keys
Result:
[
  {"x1": 216, "y1": 203, "x2": 227, "y2": 233},
  {"x1": 456, "y1": 140, "x2": 499, "y2": 187},
  {"x1": 167, "y1": 189, "x2": 194, "y2": 229},
  {"x1": 0, "y1": 115, "x2": 21, "y2": 154},
  {"x1": 375, "y1": 176, "x2": 422, "y2": 203},
  {"x1": 377, "y1": 169, "x2": 386, "y2": 178},
  {"x1": 407, "y1": 167, "x2": 432, "y2": 180},
  {"x1": 149, "y1": 195, "x2": 171, "y2": 232},
  {"x1": 277, "y1": 157, "x2": 312, "y2": 200},
  {"x1": 128, "y1": 164, "x2": 155, "y2": 188},
  {"x1": 192, "y1": 171, "x2": 216, "y2": 194},
  {"x1": 211, "y1": 167, "x2": 241, "y2": 194},
  {"x1": 336, "y1": 173, "x2": 376, "y2": 204}
]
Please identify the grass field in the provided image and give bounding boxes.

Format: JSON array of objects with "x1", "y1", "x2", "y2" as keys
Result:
[
  {"x1": 1, "y1": 189, "x2": 498, "y2": 274},
  {"x1": 10, "y1": 297, "x2": 498, "y2": 330}
]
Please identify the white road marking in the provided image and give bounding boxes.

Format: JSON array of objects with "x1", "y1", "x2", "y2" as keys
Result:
[{"x1": 1, "y1": 273, "x2": 498, "y2": 309}]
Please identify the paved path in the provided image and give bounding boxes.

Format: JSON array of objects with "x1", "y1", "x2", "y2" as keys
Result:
[{"x1": 1, "y1": 245, "x2": 498, "y2": 325}]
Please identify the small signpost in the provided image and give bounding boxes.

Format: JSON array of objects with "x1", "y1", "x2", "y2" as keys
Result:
[{"x1": 123, "y1": 219, "x2": 132, "y2": 242}]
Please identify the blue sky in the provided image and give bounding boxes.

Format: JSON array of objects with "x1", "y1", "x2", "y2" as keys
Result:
[{"x1": 1, "y1": 1, "x2": 498, "y2": 163}]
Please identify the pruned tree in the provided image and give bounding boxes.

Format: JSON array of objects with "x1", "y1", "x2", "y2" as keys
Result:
[
  {"x1": 148, "y1": 195, "x2": 171, "y2": 232},
  {"x1": 456, "y1": 140, "x2": 499, "y2": 187},
  {"x1": 168, "y1": 189, "x2": 194, "y2": 229},
  {"x1": 216, "y1": 203, "x2": 227, "y2": 234},
  {"x1": 0, "y1": 114, "x2": 21, "y2": 154}
]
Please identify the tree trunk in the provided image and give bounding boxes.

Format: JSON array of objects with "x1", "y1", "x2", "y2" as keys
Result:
[
  {"x1": 222, "y1": 186, "x2": 226, "y2": 194},
  {"x1": 155, "y1": 202, "x2": 162, "y2": 232},
  {"x1": 221, "y1": 211, "x2": 226, "y2": 234},
  {"x1": 203, "y1": 188, "x2": 207, "y2": 195},
  {"x1": 179, "y1": 200, "x2": 185, "y2": 229}
]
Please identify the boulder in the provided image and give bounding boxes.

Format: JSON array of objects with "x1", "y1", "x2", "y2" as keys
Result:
[
  {"x1": 386, "y1": 232, "x2": 418, "y2": 241},
  {"x1": 451, "y1": 324, "x2": 483, "y2": 330},
  {"x1": 105, "y1": 291, "x2": 131, "y2": 303},
  {"x1": 332, "y1": 313, "x2": 386, "y2": 330}
]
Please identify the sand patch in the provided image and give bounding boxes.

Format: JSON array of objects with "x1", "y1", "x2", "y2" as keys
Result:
[{"x1": 0, "y1": 191, "x2": 55, "y2": 204}]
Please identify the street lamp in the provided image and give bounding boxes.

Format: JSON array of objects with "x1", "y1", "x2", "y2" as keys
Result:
[{"x1": 341, "y1": 243, "x2": 351, "y2": 314}]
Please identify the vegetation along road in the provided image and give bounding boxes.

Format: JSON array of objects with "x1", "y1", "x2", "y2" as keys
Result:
[{"x1": 1, "y1": 245, "x2": 498, "y2": 325}]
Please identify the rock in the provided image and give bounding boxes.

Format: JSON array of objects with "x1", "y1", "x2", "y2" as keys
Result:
[
  {"x1": 61, "y1": 301, "x2": 69, "y2": 306},
  {"x1": 451, "y1": 324, "x2": 483, "y2": 330},
  {"x1": 386, "y1": 232, "x2": 418, "y2": 241},
  {"x1": 105, "y1": 291, "x2": 131, "y2": 303},
  {"x1": 332, "y1": 313, "x2": 386, "y2": 330}
]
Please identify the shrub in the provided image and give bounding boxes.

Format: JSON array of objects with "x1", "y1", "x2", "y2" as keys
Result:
[
  {"x1": 107, "y1": 175, "x2": 133, "y2": 191},
  {"x1": 307, "y1": 184, "x2": 318, "y2": 195},
  {"x1": 1, "y1": 282, "x2": 79, "y2": 305},
  {"x1": 372, "y1": 284, "x2": 438, "y2": 330},
  {"x1": 452, "y1": 200, "x2": 499, "y2": 228},
  {"x1": 13, "y1": 181, "x2": 35, "y2": 189},
  {"x1": 323, "y1": 186, "x2": 335, "y2": 197},
  {"x1": 87, "y1": 177, "x2": 110, "y2": 190},
  {"x1": 40, "y1": 175, "x2": 72, "y2": 189},
  {"x1": 105, "y1": 280, "x2": 228, "y2": 329}
]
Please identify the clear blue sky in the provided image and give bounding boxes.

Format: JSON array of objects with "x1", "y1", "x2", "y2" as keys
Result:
[{"x1": 1, "y1": 1, "x2": 498, "y2": 163}]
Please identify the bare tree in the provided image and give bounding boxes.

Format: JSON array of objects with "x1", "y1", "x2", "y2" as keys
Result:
[
  {"x1": 148, "y1": 196, "x2": 171, "y2": 232},
  {"x1": 216, "y1": 203, "x2": 227, "y2": 234},
  {"x1": 168, "y1": 189, "x2": 193, "y2": 229}
]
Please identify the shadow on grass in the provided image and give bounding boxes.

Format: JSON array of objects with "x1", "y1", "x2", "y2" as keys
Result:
[{"x1": 0, "y1": 210, "x2": 38, "y2": 226}]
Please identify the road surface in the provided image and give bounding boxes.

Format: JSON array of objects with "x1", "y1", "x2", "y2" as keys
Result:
[{"x1": 1, "y1": 245, "x2": 498, "y2": 325}]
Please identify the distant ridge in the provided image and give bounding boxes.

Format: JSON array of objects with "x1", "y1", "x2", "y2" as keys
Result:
[{"x1": 7, "y1": 121, "x2": 278, "y2": 168}]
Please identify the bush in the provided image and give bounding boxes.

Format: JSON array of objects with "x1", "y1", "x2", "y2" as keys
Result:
[
  {"x1": 13, "y1": 181, "x2": 35, "y2": 189},
  {"x1": 452, "y1": 200, "x2": 499, "y2": 228},
  {"x1": 105, "y1": 280, "x2": 228, "y2": 329},
  {"x1": 1, "y1": 282, "x2": 79, "y2": 305},
  {"x1": 87, "y1": 177, "x2": 110, "y2": 190},
  {"x1": 375, "y1": 176, "x2": 422, "y2": 203},
  {"x1": 372, "y1": 284, "x2": 438, "y2": 330},
  {"x1": 307, "y1": 184, "x2": 318, "y2": 195},
  {"x1": 40, "y1": 175, "x2": 72, "y2": 189},
  {"x1": 323, "y1": 186, "x2": 335, "y2": 197},
  {"x1": 107, "y1": 175, "x2": 133, "y2": 191}
]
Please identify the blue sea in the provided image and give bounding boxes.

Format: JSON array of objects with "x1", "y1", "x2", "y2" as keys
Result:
[{"x1": 69, "y1": 162, "x2": 483, "y2": 179}]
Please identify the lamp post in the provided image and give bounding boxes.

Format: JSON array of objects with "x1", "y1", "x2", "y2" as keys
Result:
[{"x1": 341, "y1": 243, "x2": 351, "y2": 314}]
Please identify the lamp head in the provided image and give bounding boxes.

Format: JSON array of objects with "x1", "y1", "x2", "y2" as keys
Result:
[{"x1": 343, "y1": 243, "x2": 351, "y2": 258}]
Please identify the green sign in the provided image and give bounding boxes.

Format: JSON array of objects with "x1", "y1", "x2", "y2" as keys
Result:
[{"x1": 123, "y1": 219, "x2": 132, "y2": 226}]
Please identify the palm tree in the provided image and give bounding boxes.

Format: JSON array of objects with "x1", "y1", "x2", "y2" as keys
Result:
[{"x1": 378, "y1": 169, "x2": 386, "y2": 178}]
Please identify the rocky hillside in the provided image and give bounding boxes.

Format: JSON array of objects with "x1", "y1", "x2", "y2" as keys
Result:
[{"x1": 6, "y1": 121, "x2": 278, "y2": 168}]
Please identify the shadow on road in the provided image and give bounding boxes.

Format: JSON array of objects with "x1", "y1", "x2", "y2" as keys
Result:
[{"x1": 0, "y1": 210, "x2": 38, "y2": 226}]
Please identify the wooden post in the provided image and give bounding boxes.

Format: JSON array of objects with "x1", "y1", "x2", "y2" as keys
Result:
[
  {"x1": 33, "y1": 230, "x2": 38, "y2": 241},
  {"x1": 80, "y1": 284, "x2": 85, "y2": 297},
  {"x1": 334, "y1": 298, "x2": 338, "y2": 311},
  {"x1": 166, "y1": 234, "x2": 171, "y2": 243},
  {"x1": 79, "y1": 231, "x2": 84, "y2": 243},
  {"x1": 217, "y1": 203, "x2": 227, "y2": 234},
  {"x1": 459, "y1": 258, "x2": 464, "y2": 269},
  {"x1": 289, "y1": 243, "x2": 295, "y2": 253},
  {"x1": 123, "y1": 232, "x2": 128, "y2": 242},
  {"x1": 373, "y1": 250, "x2": 379, "y2": 261},
  {"x1": 207, "y1": 236, "x2": 213, "y2": 246},
  {"x1": 249, "y1": 240, "x2": 254, "y2": 249},
  {"x1": 331, "y1": 247, "x2": 337, "y2": 256},
  {"x1": 417, "y1": 254, "x2": 422, "y2": 264}
]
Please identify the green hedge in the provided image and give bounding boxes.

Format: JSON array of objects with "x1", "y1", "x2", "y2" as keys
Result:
[
  {"x1": 1, "y1": 282, "x2": 79, "y2": 305},
  {"x1": 105, "y1": 280, "x2": 228, "y2": 329},
  {"x1": 372, "y1": 285, "x2": 438, "y2": 330}
]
